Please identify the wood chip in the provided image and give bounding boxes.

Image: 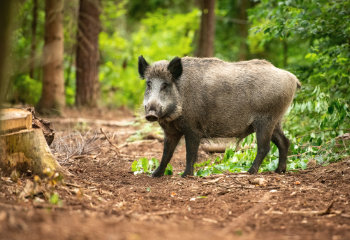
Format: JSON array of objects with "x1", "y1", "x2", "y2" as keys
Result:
[
  {"x1": 202, "y1": 218, "x2": 218, "y2": 223},
  {"x1": 250, "y1": 178, "x2": 267, "y2": 186}
]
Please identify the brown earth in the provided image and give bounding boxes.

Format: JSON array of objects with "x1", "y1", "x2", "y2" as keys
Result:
[{"x1": 0, "y1": 109, "x2": 349, "y2": 240}]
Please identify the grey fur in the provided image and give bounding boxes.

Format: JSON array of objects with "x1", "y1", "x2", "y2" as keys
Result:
[{"x1": 139, "y1": 56, "x2": 301, "y2": 177}]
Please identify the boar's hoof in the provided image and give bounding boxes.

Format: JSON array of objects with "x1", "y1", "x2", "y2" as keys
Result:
[
  {"x1": 152, "y1": 168, "x2": 164, "y2": 177},
  {"x1": 247, "y1": 167, "x2": 259, "y2": 174},
  {"x1": 181, "y1": 171, "x2": 193, "y2": 178},
  {"x1": 275, "y1": 167, "x2": 286, "y2": 174}
]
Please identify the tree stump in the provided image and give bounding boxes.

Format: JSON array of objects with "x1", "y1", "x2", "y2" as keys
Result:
[{"x1": 0, "y1": 108, "x2": 62, "y2": 176}]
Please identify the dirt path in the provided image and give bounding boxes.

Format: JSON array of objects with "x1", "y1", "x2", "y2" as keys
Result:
[{"x1": 0, "y1": 116, "x2": 349, "y2": 240}]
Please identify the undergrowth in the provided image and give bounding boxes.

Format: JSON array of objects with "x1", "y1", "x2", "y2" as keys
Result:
[
  {"x1": 130, "y1": 131, "x2": 349, "y2": 177},
  {"x1": 131, "y1": 157, "x2": 173, "y2": 176},
  {"x1": 193, "y1": 131, "x2": 349, "y2": 177}
]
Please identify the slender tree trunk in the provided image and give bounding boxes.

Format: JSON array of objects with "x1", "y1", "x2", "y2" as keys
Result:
[
  {"x1": 29, "y1": 0, "x2": 38, "y2": 79},
  {"x1": 0, "y1": 1, "x2": 17, "y2": 106},
  {"x1": 196, "y1": 0, "x2": 216, "y2": 57},
  {"x1": 283, "y1": 39, "x2": 288, "y2": 67},
  {"x1": 238, "y1": 0, "x2": 249, "y2": 60},
  {"x1": 75, "y1": 0, "x2": 100, "y2": 107},
  {"x1": 38, "y1": 0, "x2": 65, "y2": 115}
]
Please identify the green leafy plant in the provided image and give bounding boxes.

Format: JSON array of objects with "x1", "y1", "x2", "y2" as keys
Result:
[
  {"x1": 49, "y1": 192, "x2": 63, "y2": 207},
  {"x1": 131, "y1": 157, "x2": 173, "y2": 176}
]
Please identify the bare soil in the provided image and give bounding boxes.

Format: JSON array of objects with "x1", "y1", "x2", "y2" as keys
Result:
[{"x1": 1, "y1": 109, "x2": 349, "y2": 240}]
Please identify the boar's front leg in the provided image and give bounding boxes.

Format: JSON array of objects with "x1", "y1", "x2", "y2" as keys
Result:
[
  {"x1": 152, "y1": 132, "x2": 182, "y2": 177},
  {"x1": 182, "y1": 132, "x2": 200, "y2": 177}
]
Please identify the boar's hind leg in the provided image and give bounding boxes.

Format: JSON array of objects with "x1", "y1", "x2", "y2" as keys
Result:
[
  {"x1": 248, "y1": 121, "x2": 275, "y2": 174},
  {"x1": 152, "y1": 133, "x2": 182, "y2": 177},
  {"x1": 182, "y1": 133, "x2": 201, "y2": 177},
  {"x1": 271, "y1": 124, "x2": 290, "y2": 174}
]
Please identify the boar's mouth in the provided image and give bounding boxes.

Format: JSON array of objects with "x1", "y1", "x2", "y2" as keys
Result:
[{"x1": 145, "y1": 110, "x2": 159, "y2": 122}]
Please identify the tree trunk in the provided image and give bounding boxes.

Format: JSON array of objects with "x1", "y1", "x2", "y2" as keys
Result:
[
  {"x1": 0, "y1": 109, "x2": 62, "y2": 176},
  {"x1": 196, "y1": 0, "x2": 216, "y2": 57},
  {"x1": 75, "y1": 0, "x2": 101, "y2": 107},
  {"x1": 0, "y1": 1, "x2": 17, "y2": 106},
  {"x1": 283, "y1": 39, "x2": 288, "y2": 67},
  {"x1": 238, "y1": 0, "x2": 249, "y2": 60},
  {"x1": 38, "y1": 0, "x2": 65, "y2": 115},
  {"x1": 29, "y1": 0, "x2": 38, "y2": 79}
]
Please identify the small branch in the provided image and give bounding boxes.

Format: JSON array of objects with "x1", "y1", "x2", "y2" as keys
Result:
[
  {"x1": 65, "y1": 182, "x2": 83, "y2": 188},
  {"x1": 100, "y1": 128, "x2": 120, "y2": 155},
  {"x1": 289, "y1": 201, "x2": 335, "y2": 216},
  {"x1": 319, "y1": 201, "x2": 335, "y2": 216}
]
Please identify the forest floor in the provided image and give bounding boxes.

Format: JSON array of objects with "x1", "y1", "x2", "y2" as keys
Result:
[{"x1": 0, "y1": 109, "x2": 350, "y2": 240}]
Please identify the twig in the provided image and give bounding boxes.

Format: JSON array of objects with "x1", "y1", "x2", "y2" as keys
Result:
[
  {"x1": 289, "y1": 201, "x2": 335, "y2": 216},
  {"x1": 50, "y1": 118, "x2": 133, "y2": 127},
  {"x1": 65, "y1": 182, "x2": 83, "y2": 188},
  {"x1": 100, "y1": 128, "x2": 120, "y2": 154},
  {"x1": 319, "y1": 201, "x2": 334, "y2": 216}
]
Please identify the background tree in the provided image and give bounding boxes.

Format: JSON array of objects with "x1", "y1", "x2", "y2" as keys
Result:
[
  {"x1": 237, "y1": 0, "x2": 250, "y2": 60},
  {"x1": 37, "y1": 0, "x2": 65, "y2": 115},
  {"x1": 0, "y1": 1, "x2": 17, "y2": 106},
  {"x1": 29, "y1": 0, "x2": 38, "y2": 79},
  {"x1": 196, "y1": 0, "x2": 216, "y2": 57},
  {"x1": 75, "y1": 0, "x2": 101, "y2": 107}
]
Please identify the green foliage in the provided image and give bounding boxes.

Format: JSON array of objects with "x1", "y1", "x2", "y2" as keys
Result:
[
  {"x1": 215, "y1": 0, "x2": 248, "y2": 61},
  {"x1": 131, "y1": 157, "x2": 173, "y2": 176},
  {"x1": 99, "y1": 8, "x2": 199, "y2": 108},
  {"x1": 49, "y1": 192, "x2": 63, "y2": 206},
  {"x1": 249, "y1": 0, "x2": 350, "y2": 98},
  {"x1": 8, "y1": 0, "x2": 44, "y2": 105},
  {"x1": 10, "y1": 75, "x2": 42, "y2": 105}
]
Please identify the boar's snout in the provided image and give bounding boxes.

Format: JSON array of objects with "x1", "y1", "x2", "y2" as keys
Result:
[
  {"x1": 145, "y1": 111, "x2": 158, "y2": 122},
  {"x1": 145, "y1": 103, "x2": 160, "y2": 122}
]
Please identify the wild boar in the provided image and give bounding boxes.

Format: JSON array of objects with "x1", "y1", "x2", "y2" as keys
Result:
[{"x1": 138, "y1": 56, "x2": 301, "y2": 177}]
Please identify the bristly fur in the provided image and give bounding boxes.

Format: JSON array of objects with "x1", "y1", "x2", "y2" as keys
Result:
[{"x1": 144, "y1": 60, "x2": 172, "y2": 82}]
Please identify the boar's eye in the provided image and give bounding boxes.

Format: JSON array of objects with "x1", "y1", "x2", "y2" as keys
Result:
[
  {"x1": 146, "y1": 81, "x2": 151, "y2": 88},
  {"x1": 161, "y1": 82, "x2": 169, "y2": 91}
]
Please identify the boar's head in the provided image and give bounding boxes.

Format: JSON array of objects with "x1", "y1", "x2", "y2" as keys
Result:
[{"x1": 138, "y1": 55, "x2": 183, "y2": 122}]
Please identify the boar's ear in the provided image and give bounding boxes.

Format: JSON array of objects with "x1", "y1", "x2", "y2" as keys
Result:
[
  {"x1": 167, "y1": 57, "x2": 182, "y2": 81},
  {"x1": 138, "y1": 55, "x2": 149, "y2": 79}
]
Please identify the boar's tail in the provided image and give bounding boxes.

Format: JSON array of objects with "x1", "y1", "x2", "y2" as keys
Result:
[
  {"x1": 296, "y1": 79, "x2": 301, "y2": 89},
  {"x1": 287, "y1": 71, "x2": 301, "y2": 89}
]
